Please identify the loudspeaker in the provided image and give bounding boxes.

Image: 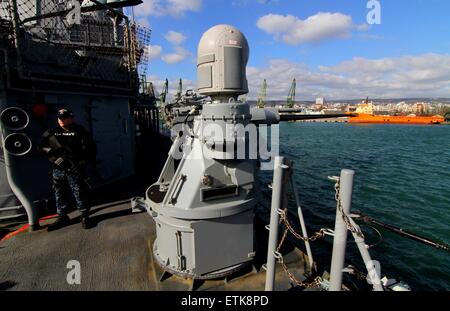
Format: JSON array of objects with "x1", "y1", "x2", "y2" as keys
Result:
[
  {"x1": 3, "y1": 133, "x2": 32, "y2": 156},
  {"x1": 0, "y1": 107, "x2": 30, "y2": 131}
]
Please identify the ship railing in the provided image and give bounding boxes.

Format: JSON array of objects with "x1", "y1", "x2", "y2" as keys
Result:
[
  {"x1": 1, "y1": 0, "x2": 151, "y2": 89},
  {"x1": 327, "y1": 171, "x2": 383, "y2": 291},
  {"x1": 37, "y1": 19, "x2": 126, "y2": 49},
  {"x1": 264, "y1": 157, "x2": 384, "y2": 291},
  {"x1": 264, "y1": 157, "x2": 317, "y2": 291}
]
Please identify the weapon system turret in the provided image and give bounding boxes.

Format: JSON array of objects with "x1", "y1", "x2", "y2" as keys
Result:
[{"x1": 145, "y1": 24, "x2": 350, "y2": 279}]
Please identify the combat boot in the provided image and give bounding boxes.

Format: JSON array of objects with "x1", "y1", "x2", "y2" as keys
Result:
[
  {"x1": 81, "y1": 213, "x2": 91, "y2": 229},
  {"x1": 47, "y1": 214, "x2": 70, "y2": 231}
]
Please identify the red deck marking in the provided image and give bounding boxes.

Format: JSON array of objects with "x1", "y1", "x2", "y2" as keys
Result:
[{"x1": 0, "y1": 214, "x2": 58, "y2": 242}]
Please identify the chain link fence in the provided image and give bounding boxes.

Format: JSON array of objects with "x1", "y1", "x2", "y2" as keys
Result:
[{"x1": 0, "y1": 0, "x2": 149, "y2": 89}]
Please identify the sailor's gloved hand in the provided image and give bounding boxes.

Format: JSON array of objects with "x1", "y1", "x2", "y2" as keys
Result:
[
  {"x1": 54, "y1": 157, "x2": 66, "y2": 167},
  {"x1": 54, "y1": 157, "x2": 77, "y2": 172}
]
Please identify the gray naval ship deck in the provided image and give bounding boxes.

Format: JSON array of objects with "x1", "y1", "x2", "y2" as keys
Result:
[
  {"x1": 1, "y1": 2, "x2": 393, "y2": 292},
  {"x1": 0, "y1": 180, "x2": 311, "y2": 291}
]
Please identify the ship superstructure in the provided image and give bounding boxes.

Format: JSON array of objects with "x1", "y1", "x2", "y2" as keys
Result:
[{"x1": 0, "y1": 0, "x2": 160, "y2": 229}]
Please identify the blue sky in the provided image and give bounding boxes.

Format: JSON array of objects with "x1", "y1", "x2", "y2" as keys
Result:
[{"x1": 126, "y1": 0, "x2": 450, "y2": 100}]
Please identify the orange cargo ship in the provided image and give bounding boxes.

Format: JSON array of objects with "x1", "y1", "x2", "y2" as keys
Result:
[
  {"x1": 348, "y1": 99, "x2": 444, "y2": 124},
  {"x1": 349, "y1": 113, "x2": 444, "y2": 124}
]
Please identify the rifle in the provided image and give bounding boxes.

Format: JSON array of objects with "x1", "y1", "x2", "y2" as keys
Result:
[{"x1": 41, "y1": 131, "x2": 93, "y2": 190}]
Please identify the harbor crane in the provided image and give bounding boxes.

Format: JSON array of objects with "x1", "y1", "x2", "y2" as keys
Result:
[
  {"x1": 257, "y1": 79, "x2": 267, "y2": 108},
  {"x1": 147, "y1": 82, "x2": 155, "y2": 98},
  {"x1": 175, "y1": 78, "x2": 183, "y2": 102},
  {"x1": 287, "y1": 78, "x2": 296, "y2": 108},
  {"x1": 159, "y1": 78, "x2": 169, "y2": 104}
]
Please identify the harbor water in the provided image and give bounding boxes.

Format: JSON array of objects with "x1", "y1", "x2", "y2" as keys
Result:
[{"x1": 266, "y1": 122, "x2": 450, "y2": 291}]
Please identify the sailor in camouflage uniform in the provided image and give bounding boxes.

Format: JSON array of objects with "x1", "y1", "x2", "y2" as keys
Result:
[{"x1": 40, "y1": 108, "x2": 96, "y2": 230}]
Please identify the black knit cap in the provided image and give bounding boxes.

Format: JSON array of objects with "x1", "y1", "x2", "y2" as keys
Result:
[{"x1": 57, "y1": 108, "x2": 74, "y2": 119}]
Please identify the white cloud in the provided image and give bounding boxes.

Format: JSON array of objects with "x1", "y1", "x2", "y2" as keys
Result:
[
  {"x1": 134, "y1": 0, "x2": 162, "y2": 17},
  {"x1": 147, "y1": 53, "x2": 450, "y2": 99},
  {"x1": 160, "y1": 31, "x2": 191, "y2": 65},
  {"x1": 164, "y1": 31, "x2": 187, "y2": 45},
  {"x1": 257, "y1": 12, "x2": 367, "y2": 45},
  {"x1": 321, "y1": 54, "x2": 450, "y2": 83},
  {"x1": 167, "y1": 0, "x2": 202, "y2": 16},
  {"x1": 148, "y1": 45, "x2": 162, "y2": 60},
  {"x1": 161, "y1": 47, "x2": 191, "y2": 64},
  {"x1": 245, "y1": 54, "x2": 450, "y2": 100},
  {"x1": 134, "y1": 0, "x2": 202, "y2": 18},
  {"x1": 136, "y1": 17, "x2": 150, "y2": 28}
]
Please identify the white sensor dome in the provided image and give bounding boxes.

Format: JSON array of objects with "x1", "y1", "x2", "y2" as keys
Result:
[{"x1": 197, "y1": 24, "x2": 249, "y2": 97}]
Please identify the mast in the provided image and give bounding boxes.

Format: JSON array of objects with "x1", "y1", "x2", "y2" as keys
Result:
[{"x1": 257, "y1": 79, "x2": 267, "y2": 108}]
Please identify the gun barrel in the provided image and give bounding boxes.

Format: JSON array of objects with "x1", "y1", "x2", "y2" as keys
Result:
[
  {"x1": 279, "y1": 113, "x2": 353, "y2": 122},
  {"x1": 278, "y1": 109, "x2": 304, "y2": 113}
]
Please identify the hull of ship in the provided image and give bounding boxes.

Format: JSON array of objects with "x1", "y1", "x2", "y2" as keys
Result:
[{"x1": 349, "y1": 114, "x2": 444, "y2": 124}]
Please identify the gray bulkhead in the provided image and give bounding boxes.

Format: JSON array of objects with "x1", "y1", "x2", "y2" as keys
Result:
[
  {"x1": 0, "y1": 0, "x2": 144, "y2": 225},
  {"x1": 0, "y1": 91, "x2": 136, "y2": 222}
]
